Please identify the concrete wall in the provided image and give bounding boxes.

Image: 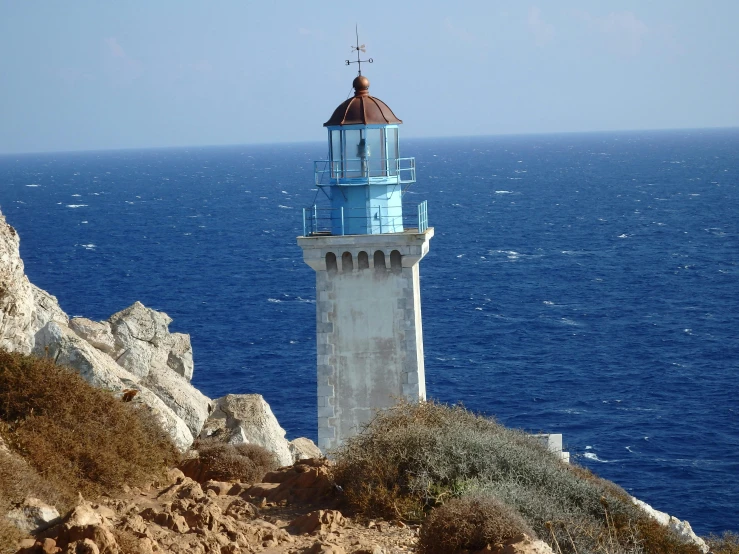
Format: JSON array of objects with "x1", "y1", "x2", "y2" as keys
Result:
[{"x1": 298, "y1": 229, "x2": 433, "y2": 451}]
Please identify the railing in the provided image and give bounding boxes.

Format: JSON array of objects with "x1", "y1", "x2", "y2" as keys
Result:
[
  {"x1": 314, "y1": 157, "x2": 416, "y2": 186},
  {"x1": 418, "y1": 200, "x2": 428, "y2": 233},
  {"x1": 302, "y1": 201, "x2": 428, "y2": 237}
]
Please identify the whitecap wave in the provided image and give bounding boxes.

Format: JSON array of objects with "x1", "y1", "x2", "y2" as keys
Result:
[
  {"x1": 26, "y1": 184, "x2": 40, "y2": 187},
  {"x1": 583, "y1": 452, "x2": 610, "y2": 463},
  {"x1": 66, "y1": 204, "x2": 88, "y2": 208}
]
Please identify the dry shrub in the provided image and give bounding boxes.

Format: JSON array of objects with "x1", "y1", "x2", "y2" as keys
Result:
[
  {"x1": 0, "y1": 349, "x2": 180, "y2": 500},
  {"x1": 189, "y1": 438, "x2": 278, "y2": 483},
  {"x1": 113, "y1": 528, "x2": 144, "y2": 554},
  {"x1": 631, "y1": 517, "x2": 702, "y2": 554},
  {"x1": 418, "y1": 494, "x2": 534, "y2": 554},
  {"x1": 0, "y1": 436, "x2": 64, "y2": 554},
  {"x1": 0, "y1": 519, "x2": 26, "y2": 554},
  {"x1": 333, "y1": 400, "x2": 703, "y2": 554},
  {"x1": 708, "y1": 532, "x2": 739, "y2": 554}
]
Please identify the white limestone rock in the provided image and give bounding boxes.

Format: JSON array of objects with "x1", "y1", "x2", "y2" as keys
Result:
[
  {"x1": 69, "y1": 317, "x2": 116, "y2": 355},
  {"x1": 632, "y1": 497, "x2": 708, "y2": 553},
  {"x1": 107, "y1": 301, "x2": 194, "y2": 381},
  {"x1": 289, "y1": 437, "x2": 323, "y2": 462},
  {"x1": 33, "y1": 321, "x2": 194, "y2": 451},
  {"x1": 0, "y1": 213, "x2": 36, "y2": 353},
  {"x1": 167, "y1": 332, "x2": 194, "y2": 381},
  {"x1": 200, "y1": 394, "x2": 293, "y2": 467},
  {"x1": 141, "y1": 364, "x2": 212, "y2": 438},
  {"x1": 30, "y1": 284, "x2": 68, "y2": 334},
  {"x1": 127, "y1": 386, "x2": 194, "y2": 452},
  {"x1": 0, "y1": 211, "x2": 70, "y2": 354},
  {"x1": 5, "y1": 497, "x2": 60, "y2": 533},
  {"x1": 33, "y1": 321, "x2": 132, "y2": 392},
  {"x1": 108, "y1": 301, "x2": 173, "y2": 378}
]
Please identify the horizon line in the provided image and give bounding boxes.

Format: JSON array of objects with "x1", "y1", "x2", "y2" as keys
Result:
[{"x1": 2, "y1": 125, "x2": 738, "y2": 157}]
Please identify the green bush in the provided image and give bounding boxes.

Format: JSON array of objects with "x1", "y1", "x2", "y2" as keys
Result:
[
  {"x1": 332, "y1": 400, "x2": 703, "y2": 554},
  {"x1": 418, "y1": 494, "x2": 534, "y2": 554}
]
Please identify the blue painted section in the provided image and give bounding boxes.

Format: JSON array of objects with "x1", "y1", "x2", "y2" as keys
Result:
[{"x1": 312, "y1": 123, "x2": 416, "y2": 235}]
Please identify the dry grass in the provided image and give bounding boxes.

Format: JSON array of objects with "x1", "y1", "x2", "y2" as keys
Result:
[
  {"x1": 418, "y1": 494, "x2": 535, "y2": 554},
  {"x1": 184, "y1": 438, "x2": 279, "y2": 483},
  {"x1": 332, "y1": 400, "x2": 705, "y2": 554},
  {"x1": 707, "y1": 532, "x2": 739, "y2": 554},
  {"x1": 0, "y1": 349, "x2": 180, "y2": 500}
]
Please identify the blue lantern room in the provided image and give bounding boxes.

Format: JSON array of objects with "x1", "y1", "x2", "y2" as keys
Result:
[{"x1": 303, "y1": 75, "x2": 428, "y2": 236}]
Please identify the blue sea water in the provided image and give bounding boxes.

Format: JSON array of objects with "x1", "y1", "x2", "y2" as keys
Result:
[{"x1": 1, "y1": 129, "x2": 738, "y2": 535}]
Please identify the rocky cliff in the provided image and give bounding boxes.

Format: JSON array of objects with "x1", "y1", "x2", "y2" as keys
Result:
[{"x1": 0, "y1": 208, "x2": 317, "y2": 462}]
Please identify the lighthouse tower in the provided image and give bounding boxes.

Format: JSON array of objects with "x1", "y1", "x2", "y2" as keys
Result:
[{"x1": 298, "y1": 55, "x2": 433, "y2": 451}]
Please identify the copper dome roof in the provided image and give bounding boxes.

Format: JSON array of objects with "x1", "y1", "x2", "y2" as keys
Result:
[{"x1": 324, "y1": 76, "x2": 402, "y2": 127}]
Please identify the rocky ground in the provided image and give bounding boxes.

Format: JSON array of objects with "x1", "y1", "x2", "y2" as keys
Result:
[{"x1": 14, "y1": 457, "x2": 553, "y2": 554}]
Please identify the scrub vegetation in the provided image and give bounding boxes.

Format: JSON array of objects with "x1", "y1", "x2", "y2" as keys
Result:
[
  {"x1": 332, "y1": 400, "x2": 704, "y2": 554},
  {"x1": 0, "y1": 349, "x2": 179, "y2": 553},
  {"x1": 186, "y1": 438, "x2": 279, "y2": 483}
]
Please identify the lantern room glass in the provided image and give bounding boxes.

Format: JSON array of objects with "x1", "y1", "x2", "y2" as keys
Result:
[{"x1": 328, "y1": 126, "x2": 400, "y2": 180}]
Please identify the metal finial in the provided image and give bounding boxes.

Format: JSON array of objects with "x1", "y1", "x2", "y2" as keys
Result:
[{"x1": 345, "y1": 24, "x2": 373, "y2": 76}]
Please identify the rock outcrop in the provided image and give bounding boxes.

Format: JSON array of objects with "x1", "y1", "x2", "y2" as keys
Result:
[
  {"x1": 0, "y1": 207, "x2": 315, "y2": 463},
  {"x1": 290, "y1": 437, "x2": 323, "y2": 462},
  {"x1": 200, "y1": 394, "x2": 295, "y2": 467},
  {"x1": 632, "y1": 497, "x2": 709, "y2": 553},
  {"x1": 0, "y1": 209, "x2": 205, "y2": 451},
  {"x1": 0, "y1": 214, "x2": 39, "y2": 354},
  {"x1": 107, "y1": 301, "x2": 194, "y2": 380}
]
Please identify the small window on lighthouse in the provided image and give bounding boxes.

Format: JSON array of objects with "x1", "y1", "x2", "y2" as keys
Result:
[
  {"x1": 390, "y1": 250, "x2": 402, "y2": 273},
  {"x1": 342, "y1": 252, "x2": 354, "y2": 272},
  {"x1": 374, "y1": 250, "x2": 386, "y2": 271},
  {"x1": 358, "y1": 251, "x2": 369, "y2": 270},
  {"x1": 331, "y1": 130, "x2": 342, "y2": 176},
  {"x1": 326, "y1": 252, "x2": 338, "y2": 274}
]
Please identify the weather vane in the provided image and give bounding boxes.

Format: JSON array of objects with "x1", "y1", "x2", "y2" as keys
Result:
[{"x1": 345, "y1": 25, "x2": 373, "y2": 76}]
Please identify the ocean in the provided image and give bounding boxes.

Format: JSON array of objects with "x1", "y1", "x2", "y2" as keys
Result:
[{"x1": 1, "y1": 129, "x2": 737, "y2": 535}]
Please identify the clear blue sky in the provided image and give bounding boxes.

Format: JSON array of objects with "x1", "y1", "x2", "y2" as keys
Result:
[{"x1": 1, "y1": 1, "x2": 738, "y2": 154}]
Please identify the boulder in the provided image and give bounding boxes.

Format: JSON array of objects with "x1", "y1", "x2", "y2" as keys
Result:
[
  {"x1": 289, "y1": 510, "x2": 345, "y2": 535},
  {"x1": 128, "y1": 386, "x2": 194, "y2": 452},
  {"x1": 200, "y1": 394, "x2": 293, "y2": 467},
  {"x1": 141, "y1": 364, "x2": 211, "y2": 438},
  {"x1": 5, "y1": 497, "x2": 61, "y2": 533},
  {"x1": 69, "y1": 318, "x2": 116, "y2": 355},
  {"x1": 107, "y1": 301, "x2": 193, "y2": 379},
  {"x1": 289, "y1": 437, "x2": 322, "y2": 463},
  {"x1": 61, "y1": 502, "x2": 119, "y2": 554},
  {"x1": 632, "y1": 497, "x2": 708, "y2": 553}
]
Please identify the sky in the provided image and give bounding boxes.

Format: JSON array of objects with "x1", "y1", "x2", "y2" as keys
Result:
[{"x1": 1, "y1": 1, "x2": 738, "y2": 154}]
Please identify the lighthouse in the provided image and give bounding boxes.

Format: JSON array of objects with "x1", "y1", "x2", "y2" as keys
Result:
[{"x1": 298, "y1": 51, "x2": 433, "y2": 451}]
